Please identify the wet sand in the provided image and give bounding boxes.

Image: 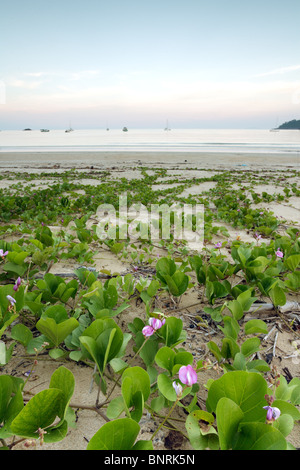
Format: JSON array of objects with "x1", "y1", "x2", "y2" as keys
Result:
[{"x1": 0, "y1": 151, "x2": 299, "y2": 171}]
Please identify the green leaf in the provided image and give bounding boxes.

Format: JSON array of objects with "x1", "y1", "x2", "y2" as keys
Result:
[
  {"x1": 106, "y1": 396, "x2": 126, "y2": 420},
  {"x1": 207, "y1": 341, "x2": 223, "y2": 362},
  {"x1": 10, "y1": 389, "x2": 64, "y2": 438},
  {"x1": 233, "y1": 352, "x2": 247, "y2": 370},
  {"x1": 0, "y1": 375, "x2": 13, "y2": 423},
  {"x1": 233, "y1": 422, "x2": 287, "y2": 450},
  {"x1": 272, "y1": 399, "x2": 300, "y2": 421},
  {"x1": 185, "y1": 410, "x2": 219, "y2": 450},
  {"x1": 226, "y1": 299, "x2": 244, "y2": 321},
  {"x1": 244, "y1": 319, "x2": 268, "y2": 335},
  {"x1": 216, "y1": 397, "x2": 244, "y2": 450},
  {"x1": 10, "y1": 323, "x2": 33, "y2": 347},
  {"x1": 156, "y1": 257, "x2": 177, "y2": 283},
  {"x1": 131, "y1": 439, "x2": 153, "y2": 450},
  {"x1": 240, "y1": 337, "x2": 261, "y2": 357},
  {"x1": 2, "y1": 262, "x2": 27, "y2": 277},
  {"x1": 236, "y1": 288, "x2": 257, "y2": 312},
  {"x1": 157, "y1": 373, "x2": 177, "y2": 402},
  {"x1": 36, "y1": 317, "x2": 79, "y2": 348},
  {"x1": 269, "y1": 285, "x2": 286, "y2": 307},
  {"x1": 246, "y1": 359, "x2": 270, "y2": 372},
  {"x1": 158, "y1": 316, "x2": 186, "y2": 348},
  {"x1": 122, "y1": 366, "x2": 150, "y2": 403},
  {"x1": 206, "y1": 371, "x2": 267, "y2": 423},
  {"x1": 49, "y1": 366, "x2": 75, "y2": 419},
  {"x1": 87, "y1": 418, "x2": 140, "y2": 450},
  {"x1": 155, "y1": 347, "x2": 176, "y2": 374},
  {"x1": 80, "y1": 318, "x2": 124, "y2": 374},
  {"x1": 273, "y1": 414, "x2": 294, "y2": 437},
  {"x1": 218, "y1": 316, "x2": 240, "y2": 341},
  {"x1": 284, "y1": 254, "x2": 300, "y2": 271},
  {"x1": 220, "y1": 337, "x2": 240, "y2": 359}
]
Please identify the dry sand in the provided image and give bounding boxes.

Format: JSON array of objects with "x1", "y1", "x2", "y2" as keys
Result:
[{"x1": 1, "y1": 151, "x2": 299, "y2": 451}]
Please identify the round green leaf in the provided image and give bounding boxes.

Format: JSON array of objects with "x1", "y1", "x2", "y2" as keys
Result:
[
  {"x1": 10, "y1": 389, "x2": 64, "y2": 438},
  {"x1": 87, "y1": 418, "x2": 140, "y2": 450}
]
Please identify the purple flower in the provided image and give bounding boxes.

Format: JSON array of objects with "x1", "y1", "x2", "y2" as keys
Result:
[
  {"x1": 0, "y1": 249, "x2": 8, "y2": 258},
  {"x1": 263, "y1": 406, "x2": 281, "y2": 422},
  {"x1": 142, "y1": 316, "x2": 166, "y2": 337},
  {"x1": 178, "y1": 364, "x2": 197, "y2": 386},
  {"x1": 13, "y1": 277, "x2": 21, "y2": 291},
  {"x1": 275, "y1": 248, "x2": 283, "y2": 258},
  {"x1": 215, "y1": 242, "x2": 222, "y2": 249},
  {"x1": 172, "y1": 381, "x2": 183, "y2": 397},
  {"x1": 6, "y1": 295, "x2": 16, "y2": 306},
  {"x1": 149, "y1": 317, "x2": 164, "y2": 330},
  {"x1": 142, "y1": 325, "x2": 154, "y2": 337}
]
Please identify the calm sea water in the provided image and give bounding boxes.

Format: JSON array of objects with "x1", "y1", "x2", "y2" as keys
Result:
[{"x1": 0, "y1": 128, "x2": 300, "y2": 154}]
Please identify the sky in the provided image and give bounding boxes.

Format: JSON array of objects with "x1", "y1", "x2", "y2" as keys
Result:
[{"x1": 0, "y1": 0, "x2": 300, "y2": 129}]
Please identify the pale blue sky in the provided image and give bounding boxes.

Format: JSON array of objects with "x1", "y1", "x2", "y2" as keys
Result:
[{"x1": 1, "y1": 0, "x2": 300, "y2": 129}]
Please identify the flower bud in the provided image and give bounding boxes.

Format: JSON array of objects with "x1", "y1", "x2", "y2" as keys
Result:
[{"x1": 172, "y1": 381, "x2": 183, "y2": 398}]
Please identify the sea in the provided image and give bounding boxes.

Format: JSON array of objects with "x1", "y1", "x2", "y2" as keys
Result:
[{"x1": 0, "y1": 128, "x2": 300, "y2": 154}]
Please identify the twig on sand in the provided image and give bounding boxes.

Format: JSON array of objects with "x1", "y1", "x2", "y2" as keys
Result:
[{"x1": 272, "y1": 331, "x2": 279, "y2": 358}]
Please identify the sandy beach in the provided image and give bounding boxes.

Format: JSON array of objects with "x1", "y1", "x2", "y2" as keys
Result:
[
  {"x1": 0, "y1": 151, "x2": 299, "y2": 171},
  {"x1": 1, "y1": 151, "x2": 299, "y2": 451}
]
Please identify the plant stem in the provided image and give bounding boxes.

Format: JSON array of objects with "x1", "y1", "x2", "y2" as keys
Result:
[
  {"x1": 150, "y1": 397, "x2": 180, "y2": 441},
  {"x1": 99, "y1": 336, "x2": 150, "y2": 405}
]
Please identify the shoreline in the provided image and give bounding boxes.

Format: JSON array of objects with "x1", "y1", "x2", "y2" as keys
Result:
[{"x1": 0, "y1": 151, "x2": 299, "y2": 171}]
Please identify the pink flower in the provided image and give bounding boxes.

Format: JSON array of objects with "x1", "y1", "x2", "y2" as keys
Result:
[
  {"x1": 142, "y1": 316, "x2": 166, "y2": 337},
  {"x1": 0, "y1": 249, "x2": 8, "y2": 259},
  {"x1": 13, "y1": 277, "x2": 21, "y2": 291},
  {"x1": 215, "y1": 242, "x2": 222, "y2": 249},
  {"x1": 6, "y1": 295, "x2": 16, "y2": 306},
  {"x1": 275, "y1": 248, "x2": 283, "y2": 258},
  {"x1": 142, "y1": 325, "x2": 154, "y2": 337},
  {"x1": 263, "y1": 406, "x2": 281, "y2": 422},
  {"x1": 149, "y1": 317, "x2": 164, "y2": 330},
  {"x1": 178, "y1": 364, "x2": 197, "y2": 386}
]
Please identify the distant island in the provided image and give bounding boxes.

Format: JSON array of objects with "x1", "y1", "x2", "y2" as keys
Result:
[{"x1": 277, "y1": 119, "x2": 300, "y2": 130}]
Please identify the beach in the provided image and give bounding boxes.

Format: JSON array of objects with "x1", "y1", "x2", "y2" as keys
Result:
[
  {"x1": 1, "y1": 150, "x2": 300, "y2": 450},
  {"x1": 0, "y1": 150, "x2": 300, "y2": 171}
]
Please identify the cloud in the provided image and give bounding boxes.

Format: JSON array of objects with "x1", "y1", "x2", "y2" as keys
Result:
[
  {"x1": 9, "y1": 79, "x2": 44, "y2": 89},
  {"x1": 23, "y1": 70, "x2": 102, "y2": 81},
  {"x1": 254, "y1": 65, "x2": 300, "y2": 78},
  {"x1": 24, "y1": 72, "x2": 48, "y2": 78}
]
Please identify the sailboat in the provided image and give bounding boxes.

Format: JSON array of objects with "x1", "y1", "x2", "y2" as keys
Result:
[
  {"x1": 65, "y1": 121, "x2": 74, "y2": 133},
  {"x1": 164, "y1": 120, "x2": 171, "y2": 131}
]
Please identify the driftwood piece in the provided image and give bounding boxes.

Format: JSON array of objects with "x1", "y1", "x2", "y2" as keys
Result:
[{"x1": 246, "y1": 301, "x2": 300, "y2": 314}]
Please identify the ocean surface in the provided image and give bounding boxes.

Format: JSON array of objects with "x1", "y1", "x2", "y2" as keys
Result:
[{"x1": 0, "y1": 128, "x2": 300, "y2": 154}]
